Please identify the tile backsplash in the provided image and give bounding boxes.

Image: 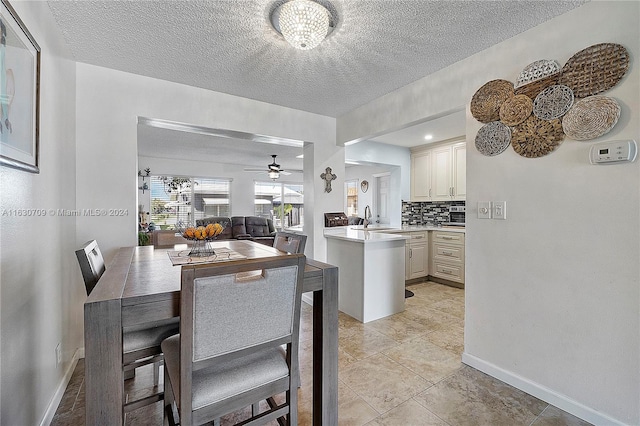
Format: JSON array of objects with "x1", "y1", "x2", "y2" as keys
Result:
[{"x1": 402, "y1": 200, "x2": 465, "y2": 225}]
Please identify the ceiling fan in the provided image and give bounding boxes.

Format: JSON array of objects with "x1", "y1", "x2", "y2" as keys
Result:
[{"x1": 243, "y1": 155, "x2": 302, "y2": 180}]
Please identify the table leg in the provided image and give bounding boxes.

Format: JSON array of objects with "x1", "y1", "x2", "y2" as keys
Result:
[
  {"x1": 84, "y1": 299, "x2": 124, "y2": 425},
  {"x1": 312, "y1": 266, "x2": 338, "y2": 426}
]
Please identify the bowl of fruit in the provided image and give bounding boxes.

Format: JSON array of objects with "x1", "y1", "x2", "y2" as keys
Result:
[{"x1": 181, "y1": 223, "x2": 224, "y2": 256}]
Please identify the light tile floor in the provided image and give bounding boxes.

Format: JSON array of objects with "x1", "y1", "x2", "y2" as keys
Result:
[{"x1": 52, "y1": 281, "x2": 591, "y2": 426}]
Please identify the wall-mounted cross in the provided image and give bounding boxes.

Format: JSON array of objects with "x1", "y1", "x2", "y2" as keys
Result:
[{"x1": 320, "y1": 167, "x2": 337, "y2": 193}]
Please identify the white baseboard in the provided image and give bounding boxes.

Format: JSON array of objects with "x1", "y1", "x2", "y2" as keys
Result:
[
  {"x1": 461, "y1": 352, "x2": 626, "y2": 426},
  {"x1": 40, "y1": 347, "x2": 83, "y2": 426}
]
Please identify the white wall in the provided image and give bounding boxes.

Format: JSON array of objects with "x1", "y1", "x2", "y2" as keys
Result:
[
  {"x1": 337, "y1": 2, "x2": 639, "y2": 424},
  {"x1": 0, "y1": 2, "x2": 81, "y2": 425},
  {"x1": 75, "y1": 64, "x2": 339, "y2": 264},
  {"x1": 346, "y1": 140, "x2": 411, "y2": 201},
  {"x1": 345, "y1": 140, "x2": 411, "y2": 229},
  {"x1": 345, "y1": 163, "x2": 402, "y2": 228}
]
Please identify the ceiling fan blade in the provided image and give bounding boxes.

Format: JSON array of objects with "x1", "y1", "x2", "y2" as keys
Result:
[{"x1": 243, "y1": 167, "x2": 266, "y2": 172}]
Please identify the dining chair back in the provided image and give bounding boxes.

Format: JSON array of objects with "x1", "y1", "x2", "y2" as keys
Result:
[
  {"x1": 273, "y1": 231, "x2": 307, "y2": 254},
  {"x1": 75, "y1": 239, "x2": 106, "y2": 296},
  {"x1": 76, "y1": 240, "x2": 179, "y2": 415},
  {"x1": 162, "y1": 254, "x2": 306, "y2": 426}
]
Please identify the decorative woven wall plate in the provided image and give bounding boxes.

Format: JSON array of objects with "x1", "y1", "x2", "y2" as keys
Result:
[
  {"x1": 562, "y1": 95, "x2": 620, "y2": 141},
  {"x1": 514, "y1": 73, "x2": 560, "y2": 99},
  {"x1": 533, "y1": 85, "x2": 574, "y2": 120},
  {"x1": 475, "y1": 121, "x2": 511, "y2": 156},
  {"x1": 499, "y1": 94, "x2": 532, "y2": 126},
  {"x1": 470, "y1": 79, "x2": 514, "y2": 123},
  {"x1": 515, "y1": 60, "x2": 561, "y2": 88},
  {"x1": 511, "y1": 115, "x2": 564, "y2": 158},
  {"x1": 558, "y1": 43, "x2": 629, "y2": 98}
]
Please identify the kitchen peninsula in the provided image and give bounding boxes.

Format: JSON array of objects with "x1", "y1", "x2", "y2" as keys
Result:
[
  {"x1": 324, "y1": 225, "x2": 465, "y2": 323},
  {"x1": 324, "y1": 227, "x2": 408, "y2": 323}
]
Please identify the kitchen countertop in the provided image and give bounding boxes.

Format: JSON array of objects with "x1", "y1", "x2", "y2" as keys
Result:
[
  {"x1": 324, "y1": 224, "x2": 465, "y2": 242},
  {"x1": 323, "y1": 227, "x2": 409, "y2": 243},
  {"x1": 386, "y1": 225, "x2": 466, "y2": 233}
]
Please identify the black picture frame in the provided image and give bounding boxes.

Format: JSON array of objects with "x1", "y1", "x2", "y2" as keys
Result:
[{"x1": 0, "y1": 0, "x2": 40, "y2": 173}]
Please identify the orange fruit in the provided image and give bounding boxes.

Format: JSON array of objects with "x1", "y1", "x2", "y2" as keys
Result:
[
  {"x1": 212, "y1": 223, "x2": 223, "y2": 235},
  {"x1": 194, "y1": 226, "x2": 207, "y2": 240},
  {"x1": 184, "y1": 227, "x2": 196, "y2": 239}
]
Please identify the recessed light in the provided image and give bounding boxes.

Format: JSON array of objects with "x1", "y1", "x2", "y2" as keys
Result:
[{"x1": 424, "y1": 134, "x2": 433, "y2": 140}]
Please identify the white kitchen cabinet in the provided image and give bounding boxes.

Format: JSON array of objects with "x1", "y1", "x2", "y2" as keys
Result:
[
  {"x1": 432, "y1": 145, "x2": 452, "y2": 200},
  {"x1": 430, "y1": 230, "x2": 465, "y2": 285},
  {"x1": 452, "y1": 142, "x2": 466, "y2": 200},
  {"x1": 410, "y1": 140, "x2": 466, "y2": 201},
  {"x1": 325, "y1": 230, "x2": 406, "y2": 323},
  {"x1": 402, "y1": 231, "x2": 429, "y2": 280},
  {"x1": 410, "y1": 150, "x2": 432, "y2": 201}
]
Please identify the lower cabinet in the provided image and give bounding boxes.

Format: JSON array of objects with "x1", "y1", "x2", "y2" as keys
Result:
[
  {"x1": 404, "y1": 232, "x2": 429, "y2": 280},
  {"x1": 430, "y1": 230, "x2": 465, "y2": 284}
]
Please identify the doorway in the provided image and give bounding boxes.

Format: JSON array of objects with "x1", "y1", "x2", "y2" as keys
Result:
[{"x1": 374, "y1": 173, "x2": 391, "y2": 225}]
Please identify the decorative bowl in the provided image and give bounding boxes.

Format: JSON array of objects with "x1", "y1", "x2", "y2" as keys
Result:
[{"x1": 180, "y1": 223, "x2": 224, "y2": 256}]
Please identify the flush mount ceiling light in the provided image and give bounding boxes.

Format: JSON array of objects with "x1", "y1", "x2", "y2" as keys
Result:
[{"x1": 269, "y1": 0, "x2": 338, "y2": 50}]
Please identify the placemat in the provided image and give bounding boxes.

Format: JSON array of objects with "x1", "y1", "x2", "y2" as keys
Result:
[
  {"x1": 558, "y1": 43, "x2": 629, "y2": 98},
  {"x1": 562, "y1": 95, "x2": 620, "y2": 141},
  {"x1": 533, "y1": 85, "x2": 574, "y2": 120},
  {"x1": 514, "y1": 59, "x2": 561, "y2": 89},
  {"x1": 511, "y1": 115, "x2": 564, "y2": 158},
  {"x1": 514, "y1": 73, "x2": 560, "y2": 100},
  {"x1": 475, "y1": 121, "x2": 512, "y2": 156},
  {"x1": 499, "y1": 94, "x2": 533, "y2": 126},
  {"x1": 168, "y1": 247, "x2": 247, "y2": 266},
  {"x1": 470, "y1": 79, "x2": 514, "y2": 123}
]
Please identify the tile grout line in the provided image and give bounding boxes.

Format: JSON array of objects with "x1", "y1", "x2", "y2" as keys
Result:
[
  {"x1": 528, "y1": 404, "x2": 551, "y2": 426},
  {"x1": 411, "y1": 396, "x2": 456, "y2": 426},
  {"x1": 70, "y1": 377, "x2": 84, "y2": 412}
]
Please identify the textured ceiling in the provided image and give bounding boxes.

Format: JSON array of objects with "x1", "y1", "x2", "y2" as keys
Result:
[{"x1": 47, "y1": 0, "x2": 587, "y2": 118}]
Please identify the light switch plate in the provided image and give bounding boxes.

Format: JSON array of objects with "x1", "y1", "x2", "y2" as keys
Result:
[
  {"x1": 478, "y1": 202, "x2": 492, "y2": 219},
  {"x1": 493, "y1": 201, "x2": 506, "y2": 220}
]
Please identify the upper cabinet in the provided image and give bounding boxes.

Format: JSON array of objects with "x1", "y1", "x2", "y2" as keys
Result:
[
  {"x1": 452, "y1": 142, "x2": 466, "y2": 200},
  {"x1": 410, "y1": 150, "x2": 432, "y2": 201},
  {"x1": 410, "y1": 139, "x2": 466, "y2": 201}
]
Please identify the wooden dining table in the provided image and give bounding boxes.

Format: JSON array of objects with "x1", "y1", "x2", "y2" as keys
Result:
[{"x1": 84, "y1": 240, "x2": 338, "y2": 425}]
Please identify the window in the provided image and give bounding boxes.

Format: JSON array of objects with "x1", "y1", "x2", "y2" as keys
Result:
[
  {"x1": 150, "y1": 176, "x2": 231, "y2": 229},
  {"x1": 345, "y1": 179, "x2": 358, "y2": 216},
  {"x1": 255, "y1": 181, "x2": 304, "y2": 232}
]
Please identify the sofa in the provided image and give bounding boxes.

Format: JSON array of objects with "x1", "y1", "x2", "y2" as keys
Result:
[{"x1": 196, "y1": 216, "x2": 276, "y2": 246}]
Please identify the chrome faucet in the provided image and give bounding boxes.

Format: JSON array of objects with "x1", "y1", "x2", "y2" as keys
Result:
[{"x1": 364, "y1": 205, "x2": 372, "y2": 228}]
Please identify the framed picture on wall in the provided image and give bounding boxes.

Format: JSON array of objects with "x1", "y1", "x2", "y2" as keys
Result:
[{"x1": 0, "y1": 0, "x2": 40, "y2": 173}]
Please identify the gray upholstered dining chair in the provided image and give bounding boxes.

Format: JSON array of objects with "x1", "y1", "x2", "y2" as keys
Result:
[
  {"x1": 75, "y1": 240, "x2": 179, "y2": 412},
  {"x1": 162, "y1": 254, "x2": 306, "y2": 426},
  {"x1": 273, "y1": 231, "x2": 307, "y2": 254},
  {"x1": 273, "y1": 231, "x2": 307, "y2": 389}
]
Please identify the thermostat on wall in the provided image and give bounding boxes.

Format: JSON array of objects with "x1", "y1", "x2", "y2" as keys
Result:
[{"x1": 589, "y1": 140, "x2": 637, "y2": 165}]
